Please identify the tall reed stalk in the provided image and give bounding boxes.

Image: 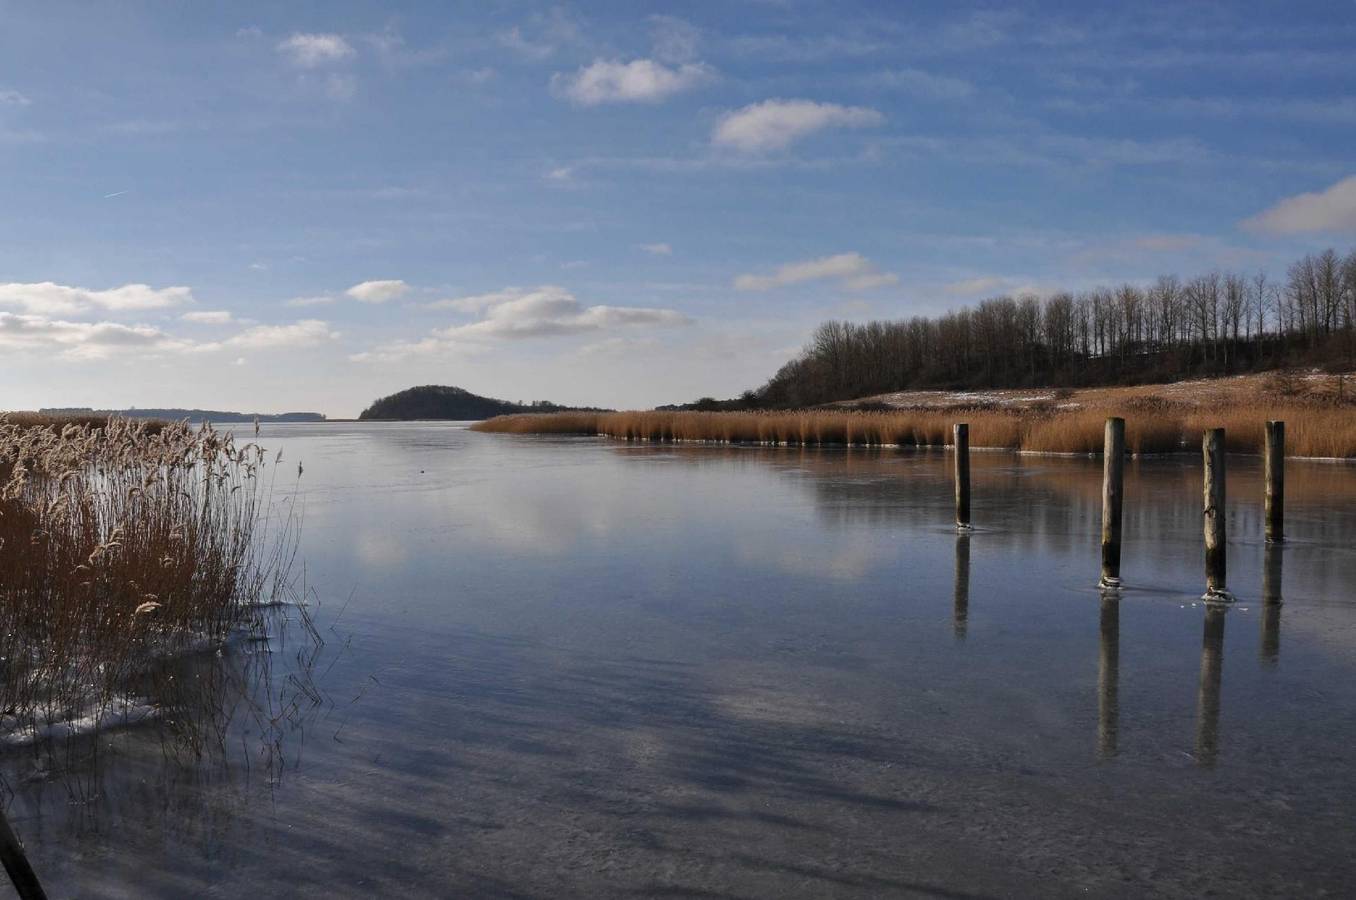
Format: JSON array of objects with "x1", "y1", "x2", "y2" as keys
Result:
[{"x1": 0, "y1": 416, "x2": 299, "y2": 742}]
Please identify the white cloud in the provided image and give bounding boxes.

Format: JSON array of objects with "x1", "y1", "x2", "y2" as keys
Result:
[
  {"x1": 867, "y1": 68, "x2": 974, "y2": 100},
  {"x1": 713, "y1": 99, "x2": 883, "y2": 152},
  {"x1": 734, "y1": 252, "x2": 897, "y2": 292},
  {"x1": 1242, "y1": 175, "x2": 1356, "y2": 234},
  {"x1": 356, "y1": 285, "x2": 690, "y2": 360},
  {"x1": 552, "y1": 58, "x2": 714, "y2": 105},
  {"x1": 277, "y1": 33, "x2": 355, "y2": 67},
  {"x1": 214, "y1": 319, "x2": 338, "y2": 350},
  {"x1": 285, "y1": 295, "x2": 335, "y2": 307},
  {"x1": 0, "y1": 282, "x2": 192, "y2": 316},
  {"x1": 0, "y1": 89, "x2": 30, "y2": 107},
  {"x1": 181, "y1": 310, "x2": 233, "y2": 324},
  {"x1": 0, "y1": 312, "x2": 184, "y2": 359},
  {"x1": 0, "y1": 301, "x2": 335, "y2": 360},
  {"x1": 345, "y1": 279, "x2": 410, "y2": 303},
  {"x1": 640, "y1": 242, "x2": 672, "y2": 256}
]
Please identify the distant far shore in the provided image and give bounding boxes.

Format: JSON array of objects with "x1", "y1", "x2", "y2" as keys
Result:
[{"x1": 38, "y1": 407, "x2": 326, "y2": 424}]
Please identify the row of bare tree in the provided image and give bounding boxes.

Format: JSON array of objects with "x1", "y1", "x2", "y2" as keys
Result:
[{"x1": 746, "y1": 248, "x2": 1356, "y2": 408}]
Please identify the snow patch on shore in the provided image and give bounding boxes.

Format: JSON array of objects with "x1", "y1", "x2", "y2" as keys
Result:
[{"x1": 0, "y1": 697, "x2": 158, "y2": 747}]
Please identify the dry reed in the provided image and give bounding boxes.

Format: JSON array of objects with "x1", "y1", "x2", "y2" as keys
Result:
[
  {"x1": 473, "y1": 404, "x2": 1356, "y2": 458},
  {"x1": 0, "y1": 415, "x2": 299, "y2": 744}
]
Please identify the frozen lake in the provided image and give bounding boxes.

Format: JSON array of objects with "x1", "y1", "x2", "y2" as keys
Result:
[{"x1": 8, "y1": 422, "x2": 1356, "y2": 897}]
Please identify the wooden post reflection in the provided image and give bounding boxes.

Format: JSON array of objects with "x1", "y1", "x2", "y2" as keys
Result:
[
  {"x1": 1195, "y1": 605, "x2": 1226, "y2": 767},
  {"x1": 1097, "y1": 592, "x2": 1120, "y2": 759},
  {"x1": 953, "y1": 533, "x2": 970, "y2": 640},
  {"x1": 1261, "y1": 542, "x2": 1282, "y2": 666}
]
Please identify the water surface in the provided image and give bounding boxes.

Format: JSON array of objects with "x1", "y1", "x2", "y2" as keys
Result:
[{"x1": 9, "y1": 423, "x2": 1356, "y2": 898}]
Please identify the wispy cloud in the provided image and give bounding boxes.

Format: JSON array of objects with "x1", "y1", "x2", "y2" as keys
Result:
[
  {"x1": 865, "y1": 68, "x2": 974, "y2": 100},
  {"x1": 425, "y1": 287, "x2": 529, "y2": 313},
  {"x1": 639, "y1": 242, "x2": 672, "y2": 256},
  {"x1": 496, "y1": 8, "x2": 581, "y2": 61},
  {"x1": 357, "y1": 285, "x2": 690, "y2": 360},
  {"x1": 277, "y1": 33, "x2": 355, "y2": 67},
  {"x1": 1242, "y1": 175, "x2": 1356, "y2": 234},
  {"x1": 552, "y1": 59, "x2": 715, "y2": 105},
  {"x1": 181, "y1": 310, "x2": 234, "y2": 324},
  {"x1": 0, "y1": 311, "x2": 334, "y2": 360},
  {"x1": 285, "y1": 295, "x2": 335, "y2": 308},
  {"x1": 207, "y1": 319, "x2": 338, "y2": 350},
  {"x1": 735, "y1": 253, "x2": 897, "y2": 292},
  {"x1": 943, "y1": 276, "x2": 1012, "y2": 296},
  {"x1": 713, "y1": 99, "x2": 883, "y2": 152},
  {"x1": 649, "y1": 15, "x2": 701, "y2": 63},
  {"x1": 0, "y1": 89, "x2": 30, "y2": 107},
  {"x1": 0, "y1": 282, "x2": 192, "y2": 316},
  {"x1": 345, "y1": 279, "x2": 410, "y2": 303},
  {"x1": 0, "y1": 313, "x2": 185, "y2": 359},
  {"x1": 1130, "y1": 233, "x2": 1204, "y2": 252}
]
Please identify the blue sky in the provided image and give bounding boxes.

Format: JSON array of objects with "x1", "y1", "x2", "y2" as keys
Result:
[{"x1": 2, "y1": 1, "x2": 1354, "y2": 416}]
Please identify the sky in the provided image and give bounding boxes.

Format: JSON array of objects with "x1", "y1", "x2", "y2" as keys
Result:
[{"x1": 2, "y1": 1, "x2": 1354, "y2": 417}]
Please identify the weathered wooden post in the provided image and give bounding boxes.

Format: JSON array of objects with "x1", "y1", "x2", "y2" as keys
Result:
[
  {"x1": 953, "y1": 533, "x2": 970, "y2": 641},
  {"x1": 1100, "y1": 417, "x2": 1125, "y2": 589},
  {"x1": 953, "y1": 423, "x2": 971, "y2": 529},
  {"x1": 1264, "y1": 420, "x2": 1285, "y2": 543},
  {"x1": 1097, "y1": 593, "x2": 1119, "y2": 759},
  {"x1": 1195, "y1": 604, "x2": 1226, "y2": 767},
  {"x1": 0, "y1": 805, "x2": 46, "y2": 899},
  {"x1": 1261, "y1": 541, "x2": 1282, "y2": 665},
  {"x1": 1202, "y1": 428, "x2": 1230, "y2": 599}
]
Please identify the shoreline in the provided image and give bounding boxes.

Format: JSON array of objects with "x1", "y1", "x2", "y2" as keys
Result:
[{"x1": 538, "y1": 431, "x2": 1356, "y2": 463}]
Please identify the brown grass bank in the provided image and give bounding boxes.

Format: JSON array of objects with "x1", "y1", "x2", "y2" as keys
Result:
[{"x1": 472, "y1": 405, "x2": 1356, "y2": 458}]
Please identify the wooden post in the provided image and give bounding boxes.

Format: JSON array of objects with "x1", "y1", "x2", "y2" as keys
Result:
[
  {"x1": 1097, "y1": 593, "x2": 1119, "y2": 759},
  {"x1": 1195, "y1": 605, "x2": 1226, "y2": 767},
  {"x1": 953, "y1": 534, "x2": 970, "y2": 641},
  {"x1": 1202, "y1": 428, "x2": 1230, "y2": 599},
  {"x1": 1264, "y1": 420, "x2": 1285, "y2": 543},
  {"x1": 953, "y1": 423, "x2": 971, "y2": 530},
  {"x1": 0, "y1": 805, "x2": 46, "y2": 900},
  {"x1": 1261, "y1": 541, "x2": 1282, "y2": 665},
  {"x1": 1100, "y1": 417, "x2": 1125, "y2": 588}
]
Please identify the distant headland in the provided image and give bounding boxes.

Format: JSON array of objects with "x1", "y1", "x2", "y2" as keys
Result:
[
  {"x1": 358, "y1": 385, "x2": 608, "y2": 421},
  {"x1": 40, "y1": 407, "x2": 326, "y2": 424}
]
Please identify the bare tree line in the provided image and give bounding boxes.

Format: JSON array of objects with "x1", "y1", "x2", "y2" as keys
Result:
[{"x1": 742, "y1": 247, "x2": 1356, "y2": 409}]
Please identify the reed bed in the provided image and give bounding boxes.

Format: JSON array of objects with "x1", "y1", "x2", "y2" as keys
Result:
[
  {"x1": 473, "y1": 404, "x2": 1356, "y2": 458},
  {"x1": 0, "y1": 415, "x2": 298, "y2": 744}
]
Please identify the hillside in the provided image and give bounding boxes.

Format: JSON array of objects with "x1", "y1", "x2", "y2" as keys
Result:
[{"x1": 358, "y1": 385, "x2": 604, "y2": 420}]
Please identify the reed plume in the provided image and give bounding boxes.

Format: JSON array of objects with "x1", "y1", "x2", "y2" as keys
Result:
[{"x1": 0, "y1": 415, "x2": 299, "y2": 744}]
